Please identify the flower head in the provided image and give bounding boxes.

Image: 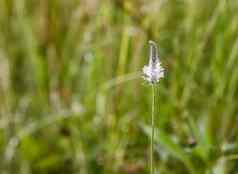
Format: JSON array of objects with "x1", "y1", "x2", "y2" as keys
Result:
[{"x1": 143, "y1": 40, "x2": 164, "y2": 84}]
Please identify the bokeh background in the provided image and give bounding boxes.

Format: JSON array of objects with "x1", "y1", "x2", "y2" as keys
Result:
[{"x1": 0, "y1": 0, "x2": 238, "y2": 173}]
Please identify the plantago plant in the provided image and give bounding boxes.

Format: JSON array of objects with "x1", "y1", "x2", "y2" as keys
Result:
[{"x1": 143, "y1": 41, "x2": 164, "y2": 174}]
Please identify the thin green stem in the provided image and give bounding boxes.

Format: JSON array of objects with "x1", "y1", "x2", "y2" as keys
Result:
[{"x1": 151, "y1": 84, "x2": 156, "y2": 174}]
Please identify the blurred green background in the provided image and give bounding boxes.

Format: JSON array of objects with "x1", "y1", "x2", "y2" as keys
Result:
[{"x1": 0, "y1": 0, "x2": 238, "y2": 173}]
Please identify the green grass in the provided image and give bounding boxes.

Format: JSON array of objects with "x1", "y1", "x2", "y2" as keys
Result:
[{"x1": 0, "y1": 0, "x2": 238, "y2": 173}]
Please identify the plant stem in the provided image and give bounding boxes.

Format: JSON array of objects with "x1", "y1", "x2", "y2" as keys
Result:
[{"x1": 151, "y1": 84, "x2": 156, "y2": 174}]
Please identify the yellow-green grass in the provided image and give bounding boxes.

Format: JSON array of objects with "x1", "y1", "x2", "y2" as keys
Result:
[{"x1": 0, "y1": 0, "x2": 238, "y2": 173}]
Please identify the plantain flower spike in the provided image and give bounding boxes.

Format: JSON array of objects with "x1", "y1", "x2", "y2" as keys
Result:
[{"x1": 143, "y1": 40, "x2": 164, "y2": 84}]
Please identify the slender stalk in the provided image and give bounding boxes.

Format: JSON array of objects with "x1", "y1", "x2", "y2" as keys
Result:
[{"x1": 151, "y1": 84, "x2": 156, "y2": 174}]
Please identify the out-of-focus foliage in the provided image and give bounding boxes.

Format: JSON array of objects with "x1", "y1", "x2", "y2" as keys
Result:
[{"x1": 0, "y1": 0, "x2": 238, "y2": 173}]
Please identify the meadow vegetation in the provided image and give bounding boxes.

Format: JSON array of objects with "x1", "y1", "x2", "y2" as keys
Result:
[{"x1": 0, "y1": 0, "x2": 238, "y2": 173}]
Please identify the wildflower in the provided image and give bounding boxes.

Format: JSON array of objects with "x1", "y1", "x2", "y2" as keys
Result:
[{"x1": 143, "y1": 40, "x2": 164, "y2": 84}]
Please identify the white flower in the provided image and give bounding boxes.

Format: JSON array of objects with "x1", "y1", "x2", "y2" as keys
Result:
[{"x1": 143, "y1": 40, "x2": 164, "y2": 84}]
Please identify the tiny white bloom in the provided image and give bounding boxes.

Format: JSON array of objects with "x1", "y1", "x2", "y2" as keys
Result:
[{"x1": 143, "y1": 40, "x2": 164, "y2": 84}]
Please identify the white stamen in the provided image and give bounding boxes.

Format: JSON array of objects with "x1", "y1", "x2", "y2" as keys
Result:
[{"x1": 143, "y1": 40, "x2": 164, "y2": 84}]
